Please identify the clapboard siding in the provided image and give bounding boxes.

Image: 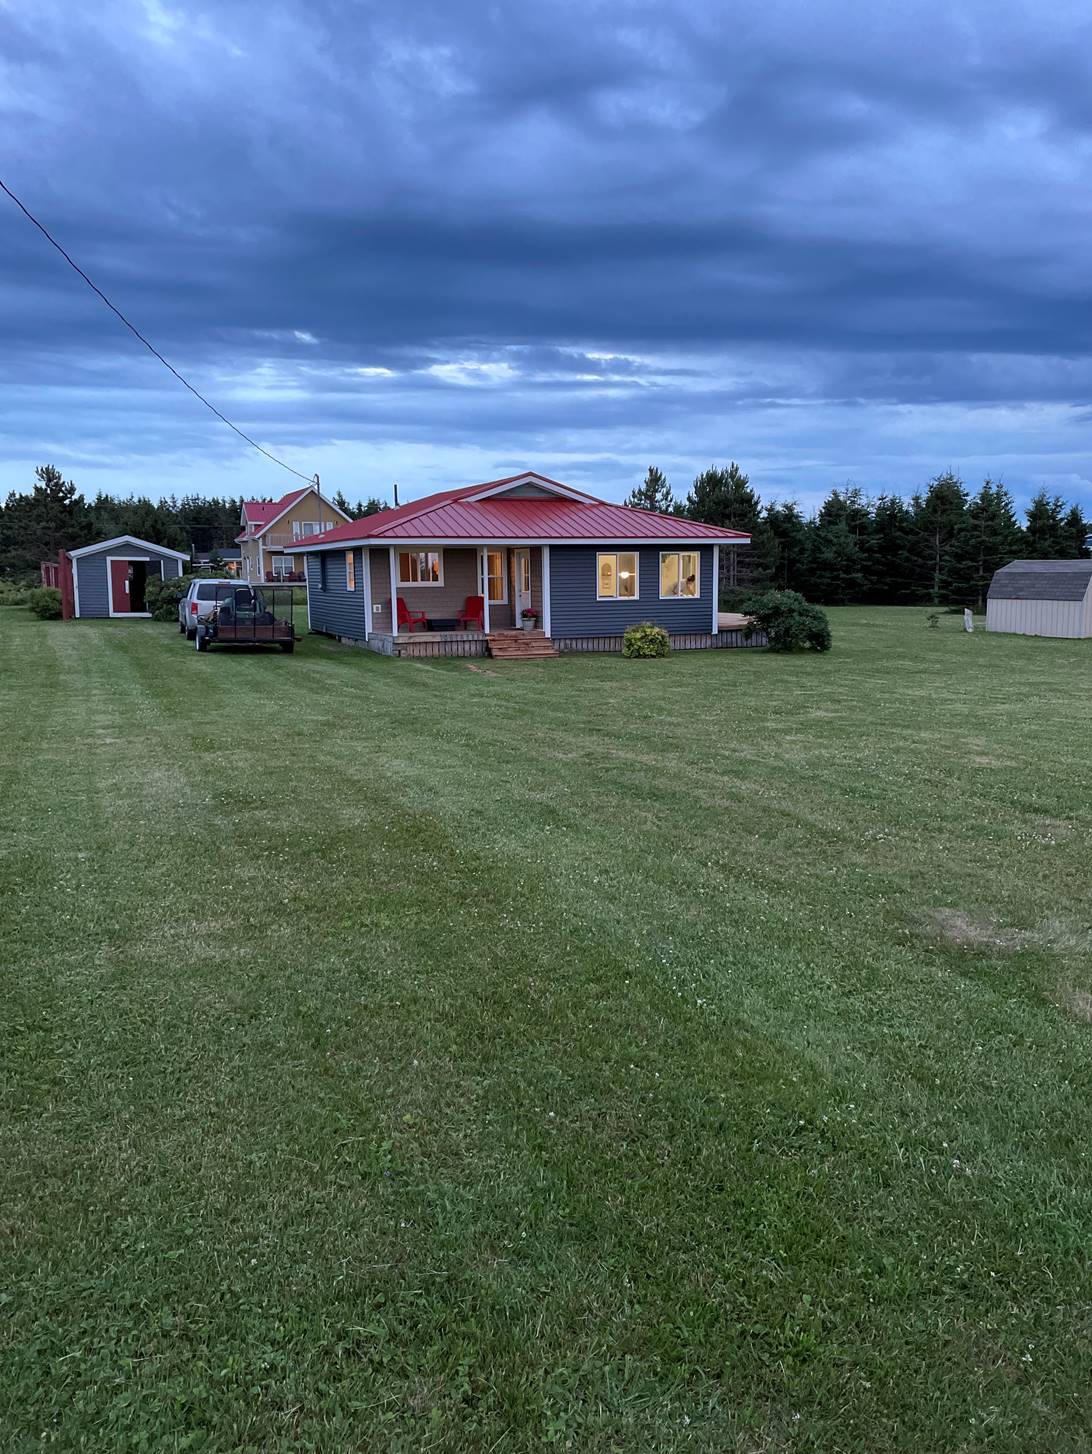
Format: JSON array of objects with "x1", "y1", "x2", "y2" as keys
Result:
[
  {"x1": 74, "y1": 545, "x2": 182, "y2": 618},
  {"x1": 305, "y1": 550, "x2": 369, "y2": 637},
  {"x1": 548, "y1": 545, "x2": 713, "y2": 637}
]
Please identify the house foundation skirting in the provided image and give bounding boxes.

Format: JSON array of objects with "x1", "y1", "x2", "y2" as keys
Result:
[
  {"x1": 320, "y1": 627, "x2": 765, "y2": 657},
  {"x1": 555, "y1": 628, "x2": 767, "y2": 653},
  {"x1": 362, "y1": 631, "x2": 489, "y2": 658}
]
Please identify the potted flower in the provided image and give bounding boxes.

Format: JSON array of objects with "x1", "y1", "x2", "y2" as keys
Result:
[{"x1": 520, "y1": 606, "x2": 540, "y2": 632}]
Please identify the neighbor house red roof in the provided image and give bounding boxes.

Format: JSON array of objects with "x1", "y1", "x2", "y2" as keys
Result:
[
  {"x1": 281, "y1": 473, "x2": 751, "y2": 549},
  {"x1": 238, "y1": 487, "x2": 310, "y2": 539}
]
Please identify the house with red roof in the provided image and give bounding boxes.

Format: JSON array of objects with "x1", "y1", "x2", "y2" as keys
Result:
[
  {"x1": 236, "y1": 483, "x2": 351, "y2": 582},
  {"x1": 282, "y1": 471, "x2": 754, "y2": 658}
]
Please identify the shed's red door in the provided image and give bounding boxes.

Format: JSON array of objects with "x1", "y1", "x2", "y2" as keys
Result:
[{"x1": 109, "y1": 559, "x2": 131, "y2": 614}]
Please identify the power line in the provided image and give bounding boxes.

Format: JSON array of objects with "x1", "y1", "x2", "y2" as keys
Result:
[{"x1": 0, "y1": 176, "x2": 315, "y2": 484}]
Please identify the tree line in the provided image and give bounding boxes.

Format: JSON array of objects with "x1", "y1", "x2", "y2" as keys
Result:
[
  {"x1": 0, "y1": 466, "x2": 388, "y2": 577},
  {"x1": 625, "y1": 464, "x2": 1090, "y2": 608},
  {"x1": 4, "y1": 461, "x2": 1088, "y2": 607}
]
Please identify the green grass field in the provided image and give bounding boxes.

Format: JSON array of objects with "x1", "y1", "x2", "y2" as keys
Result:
[{"x1": 2, "y1": 607, "x2": 1090, "y2": 1452}]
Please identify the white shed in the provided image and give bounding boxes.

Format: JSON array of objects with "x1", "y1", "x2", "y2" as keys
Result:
[{"x1": 986, "y1": 560, "x2": 1092, "y2": 638}]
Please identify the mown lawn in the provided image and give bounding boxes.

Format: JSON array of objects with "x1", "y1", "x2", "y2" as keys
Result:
[{"x1": 1, "y1": 607, "x2": 1090, "y2": 1452}]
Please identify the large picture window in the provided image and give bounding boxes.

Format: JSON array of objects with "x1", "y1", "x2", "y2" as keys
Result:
[
  {"x1": 398, "y1": 550, "x2": 443, "y2": 585},
  {"x1": 597, "y1": 552, "x2": 638, "y2": 599},
  {"x1": 482, "y1": 549, "x2": 508, "y2": 603},
  {"x1": 660, "y1": 551, "x2": 699, "y2": 598},
  {"x1": 345, "y1": 551, "x2": 356, "y2": 591}
]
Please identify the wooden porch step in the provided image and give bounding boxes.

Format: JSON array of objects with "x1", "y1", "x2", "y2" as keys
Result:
[{"x1": 487, "y1": 630, "x2": 559, "y2": 660}]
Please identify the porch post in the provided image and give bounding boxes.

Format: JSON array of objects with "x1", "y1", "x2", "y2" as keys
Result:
[
  {"x1": 542, "y1": 545, "x2": 551, "y2": 637},
  {"x1": 480, "y1": 547, "x2": 491, "y2": 634},
  {"x1": 363, "y1": 548, "x2": 371, "y2": 640},
  {"x1": 711, "y1": 545, "x2": 719, "y2": 634},
  {"x1": 389, "y1": 546, "x2": 397, "y2": 633}
]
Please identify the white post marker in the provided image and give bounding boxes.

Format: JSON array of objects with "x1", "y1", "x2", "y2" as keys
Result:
[{"x1": 964, "y1": 608, "x2": 974, "y2": 632}]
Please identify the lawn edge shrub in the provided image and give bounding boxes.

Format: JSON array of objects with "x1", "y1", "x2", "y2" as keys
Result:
[
  {"x1": 26, "y1": 586, "x2": 62, "y2": 620},
  {"x1": 622, "y1": 622, "x2": 671, "y2": 658},
  {"x1": 146, "y1": 573, "x2": 194, "y2": 623},
  {"x1": 743, "y1": 589, "x2": 832, "y2": 652}
]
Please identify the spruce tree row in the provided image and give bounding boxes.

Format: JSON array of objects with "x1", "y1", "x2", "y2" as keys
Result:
[{"x1": 625, "y1": 465, "x2": 1090, "y2": 607}]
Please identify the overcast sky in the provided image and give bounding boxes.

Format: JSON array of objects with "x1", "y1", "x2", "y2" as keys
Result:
[{"x1": 2, "y1": 0, "x2": 1091, "y2": 513}]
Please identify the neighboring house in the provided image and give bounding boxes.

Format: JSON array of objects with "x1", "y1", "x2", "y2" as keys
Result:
[
  {"x1": 190, "y1": 546, "x2": 243, "y2": 575},
  {"x1": 283, "y1": 470, "x2": 753, "y2": 657},
  {"x1": 236, "y1": 485, "x2": 351, "y2": 581},
  {"x1": 986, "y1": 559, "x2": 1092, "y2": 638},
  {"x1": 49, "y1": 535, "x2": 190, "y2": 619}
]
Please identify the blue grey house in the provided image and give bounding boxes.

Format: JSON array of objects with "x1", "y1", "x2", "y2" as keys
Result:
[{"x1": 281, "y1": 472, "x2": 755, "y2": 657}]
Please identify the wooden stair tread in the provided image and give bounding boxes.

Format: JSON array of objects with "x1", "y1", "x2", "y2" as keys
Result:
[{"x1": 486, "y1": 629, "x2": 559, "y2": 660}]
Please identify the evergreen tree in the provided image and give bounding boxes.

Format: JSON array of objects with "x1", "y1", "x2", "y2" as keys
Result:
[
  {"x1": 870, "y1": 495, "x2": 918, "y2": 603},
  {"x1": 354, "y1": 497, "x2": 387, "y2": 518},
  {"x1": 1062, "y1": 503, "x2": 1090, "y2": 557},
  {"x1": 801, "y1": 516, "x2": 866, "y2": 603},
  {"x1": 685, "y1": 463, "x2": 762, "y2": 589},
  {"x1": 333, "y1": 489, "x2": 352, "y2": 515},
  {"x1": 0, "y1": 465, "x2": 92, "y2": 574},
  {"x1": 758, "y1": 501, "x2": 810, "y2": 590},
  {"x1": 913, "y1": 471, "x2": 968, "y2": 603},
  {"x1": 942, "y1": 479, "x2": 1023, "y2": 609},
  {"x1": 624, "y1": 466, "x2": 676, "y2": 514},
  {"x1": 1024, "y1": 490, "x2": 1069, "y2": 558}
]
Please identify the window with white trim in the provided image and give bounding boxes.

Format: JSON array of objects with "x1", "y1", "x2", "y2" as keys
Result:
[
  {"x1": 481, "y1": 549, "x2": 508, "y2": 603},
  {"x1": 597, "y1": 552, "x2": 638, "y2": 599},
  {"x1": 660, "y1": 551, "x2": 699, "y2": 598},
  {"x1": 345, "y1": 551, "x2": 356, "y2": 591},
  {"x1": 398, "y1": 550, "x2": 443, "y2": 585}
]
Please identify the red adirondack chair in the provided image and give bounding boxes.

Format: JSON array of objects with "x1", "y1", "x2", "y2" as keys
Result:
[
  {"x1": 391, "y1": 597, "x2": 428, "y2": 632},
  {"x1": 456, "y1": 595, "x2": 485, "y2": 631}
]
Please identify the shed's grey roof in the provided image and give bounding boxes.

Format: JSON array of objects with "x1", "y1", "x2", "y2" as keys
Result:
[{"x1": 988, "y1": 559, "x2": 1092, "y2": 601}]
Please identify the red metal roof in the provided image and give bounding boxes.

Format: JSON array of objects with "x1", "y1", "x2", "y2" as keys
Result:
[{"x1": 283, "y1": 474, "x2": 751, "y2": 549}]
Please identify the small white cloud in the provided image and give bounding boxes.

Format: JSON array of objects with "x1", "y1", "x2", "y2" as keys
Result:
[
  {"x1": 426, "y1": 361, "x2": 516, "y2": 386},
  {"x1": 293, "y1": 330, "x2": 318, "y2": 345},
  {"x1": 354, "y1": 366, "x2": 394, "y2": 377}
]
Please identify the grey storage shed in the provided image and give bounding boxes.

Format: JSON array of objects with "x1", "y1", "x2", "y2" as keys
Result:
[
  {"x1": 986, "y1": 559, "x2": 1092, "y2": 638},
  {"x1": 67, "y1": 535, "x2": 190, "y2": 619}
]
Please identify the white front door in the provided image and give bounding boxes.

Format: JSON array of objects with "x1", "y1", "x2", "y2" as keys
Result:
[{"x1": 513, "y1": 548, "x2": 532, "y2": 624}]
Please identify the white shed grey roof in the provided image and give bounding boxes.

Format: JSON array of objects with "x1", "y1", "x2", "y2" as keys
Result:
[
  {"x1": 987, "y1": 559, "x2": 1092, "y2": 601},
  {"x1": 66, "y1": 534, "x2": 191, "y2": 561}
]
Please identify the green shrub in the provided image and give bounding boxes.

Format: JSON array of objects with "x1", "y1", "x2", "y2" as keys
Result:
[
  {"x1": 27, "y1": 587, "x2": 63, "y2": 620},
  {"x1": 622, "y1": 622, "x2": 671, "y2": 658},
  {"x1": 146, "y1": 573, "x2": 193, "y2": 622},
  {"x1": 743, "y1": 589, "x2": 832, "y2": 652},
  {"x1": 0, "y1": 579, "x2": 33, "y2": 607}
]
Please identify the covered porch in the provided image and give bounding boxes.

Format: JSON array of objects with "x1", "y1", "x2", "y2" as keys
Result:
[{"x1": 366, "y1": 543, "x2": 547, "y2": 642}]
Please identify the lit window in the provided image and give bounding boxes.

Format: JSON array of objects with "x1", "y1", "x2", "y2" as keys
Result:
[
  {"x1": 660, "y1": 551, "x2": 699, "y2": 598},
  {"x1": 597, "y1": 552, "x2": 638, "y2": 599},
  {"x1": 398, "y1": 550, "x2": 443, "y2": 585},
  {"x1": 482, "y1": 550, "x2": 508, "y2": 603},
  {"x1": 345, "y1": 551, "x2": 356, "y2": 591}
]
